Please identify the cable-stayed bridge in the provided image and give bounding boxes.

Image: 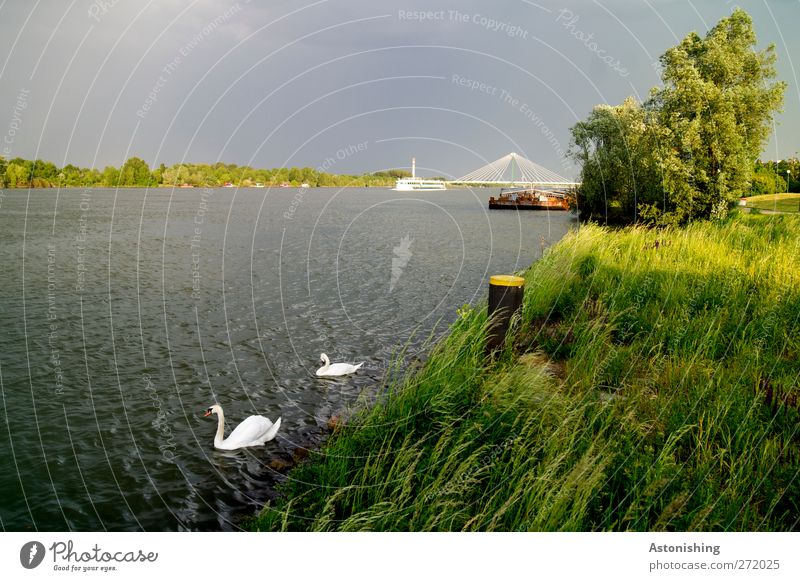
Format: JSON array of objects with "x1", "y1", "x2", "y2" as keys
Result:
[{"x1": 448, "y1": 152, "x2": 578, "y2": 188}]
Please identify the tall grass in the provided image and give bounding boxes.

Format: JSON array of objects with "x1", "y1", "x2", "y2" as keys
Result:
[{"x1": 250, "y1": 213, "x2": 800, "y2": 531}]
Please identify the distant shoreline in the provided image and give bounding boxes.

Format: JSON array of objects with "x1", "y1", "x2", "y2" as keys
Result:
[
  {"x1": 0, "y1": 156, "x2": 410, "y2": 189},
  {"x1": 0, "y1": 184, "x2": 398, "y2": 189},
  {"x1": 0, "y1": 184, "x2": 483, "y2": 190}
]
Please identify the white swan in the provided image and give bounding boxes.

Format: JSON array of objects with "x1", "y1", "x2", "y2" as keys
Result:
[
  {"x1": 204, "y1": 404, "x2": 281, "y2": 450},
  {"x1": 316, "y1": 353, "x2": 364, "y2": 377}
]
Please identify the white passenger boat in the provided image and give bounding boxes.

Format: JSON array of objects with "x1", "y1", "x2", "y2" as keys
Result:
[{"x1": 392, "y1": 158, "x2": 446, "y2": 191}]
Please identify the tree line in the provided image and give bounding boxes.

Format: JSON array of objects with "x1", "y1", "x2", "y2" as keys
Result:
[
  {"x1": 569, "y1": 9, "x2": 788, "y2": 224},
  {"x1": 0, "y1": 156, "x2": 410, "y2": 189},
  {"x1": 751, "y1": 158, "x2": 798, "y2": 196}
]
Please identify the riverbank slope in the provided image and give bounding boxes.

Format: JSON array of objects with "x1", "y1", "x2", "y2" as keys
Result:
[{"x1": 250, "y1": 212, "x2": 799, "y2": 531}]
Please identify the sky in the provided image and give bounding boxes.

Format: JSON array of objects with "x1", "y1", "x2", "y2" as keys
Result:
[{"x1": 1, "y1": 0, "x2": 798, "y2": 180}]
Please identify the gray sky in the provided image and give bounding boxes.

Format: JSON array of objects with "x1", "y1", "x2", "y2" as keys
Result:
[{"x1": 1, "y1": 0, "x2": 798, "y2": 180}]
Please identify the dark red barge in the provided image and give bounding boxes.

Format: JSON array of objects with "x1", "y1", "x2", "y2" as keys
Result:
[{"x1": 488, "y1": 187, "x2": 570, "y2": 211}]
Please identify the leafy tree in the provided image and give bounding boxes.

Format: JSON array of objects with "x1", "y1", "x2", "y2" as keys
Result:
[
  {"x1": 774, "y1": 158, "x2": 799, "y2": 193},
  {"x1": 32, "y1": 159, "x2": 59, "y2": 184},
  {"x1": 750, "y1": 162, "x2": 787, "y2": 195},
  {"x1": 650, "y1": 9, "x2": 785, "y2": 221},
  {"x1": 0, "y1": 156, "x2": 6, "y2": 188},
  {"x1": 118, "y1": 157, "x2": 153, "y2": 186},
  {"x1": 61, "y1": 164, "x2": 84, "y2": 187},
  {"x1": 101, "y1": 166, "x2": 120, "y2": 187},
  {"x1": 163, "y1": 164, "x2": 192, "y2": 186},
  {"x1": 374, "y1": 169, "x2": 412, "y2": 179},
  {"x1": 214, "y1": 168, "x2": 232, "y2": 186},
  {"x1": 5, "y1": 164, "x2": 27, "y2": 187},
  {"x1": 85, "y1": 168, "x2": 102, "y2": 186},
  {"x1": 570, "y1": 97, "x2": 664, "y2": 223},
  {"x1": 570, "y1": 9, "x2": 786, "y2": 224},
  {"x1": 5, "y1": 159, "x2": 32, "y2": 187}
]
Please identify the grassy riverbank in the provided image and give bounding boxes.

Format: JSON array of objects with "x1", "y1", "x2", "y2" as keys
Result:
[
  {"x1": 744, "y1": 193, "x2": 800, "y2": 213},
  {"x1": 251, "y1": 212, "x2": 800, "y2": 531}
]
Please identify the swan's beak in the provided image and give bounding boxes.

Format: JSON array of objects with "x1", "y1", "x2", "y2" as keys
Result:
[{"x1": 203, "y1": 410, "x2": 212, "y2": 417}]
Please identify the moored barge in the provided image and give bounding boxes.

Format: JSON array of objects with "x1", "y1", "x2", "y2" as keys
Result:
[{"x1": 488, "y1": 187, "x2": 569, "y2": 210}]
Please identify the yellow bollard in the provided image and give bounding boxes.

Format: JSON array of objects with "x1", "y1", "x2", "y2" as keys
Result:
[{"x1": 486, "y1": 275, "x2": 525, "y2": 355}]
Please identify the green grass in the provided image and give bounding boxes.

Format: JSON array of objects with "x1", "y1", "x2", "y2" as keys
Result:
[
  {"x1": 249, "y1": 213, "x2": 800, "y2": 531},
  {"x1": 744, "y1": 193, "x2": 800, "y2": 213}
]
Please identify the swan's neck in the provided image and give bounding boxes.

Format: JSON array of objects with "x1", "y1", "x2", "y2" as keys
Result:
[
  {"x1": 320, "y1": 355, "x2": 330, "y2": 371},
  {"x1": 214, "y1": 410, "x2": 226, "y2": 447}
]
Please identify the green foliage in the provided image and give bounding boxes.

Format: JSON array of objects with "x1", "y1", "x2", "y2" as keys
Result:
[
  {"x1": 101, "y1": 166, "x2": 120, "y2": 187},
  {"x1": 118, "y1": 156, "x2": 153, "y2": 186},
  {"x1": 751, "y1": 159, "x2": 797, "y2": 195},
  {"x1": 154, "y1": 162, "x2": 394, "y2": 188},
  {"x1": 570, "y1": 9, "x2": 786, "y2": 225},
  {"x1": 5, "y1": 158, "x2": 32, "y2": 187},
  {"x1": 31, "y1": 159, "x2": 58, "y2": 184},
  {"x1": 751, "y1": 167, "x2": 785, "y2": 196},
  {"x1": 372, "y1": 169, "x2": 412, "y2": 179},
  {"x1": 249, "y1": 213, "x2": 800, "y2": 532},
  {"x1": 570, "y1": 97, "x2": 664, "y2": 223},
  {"x1": 0, "y1": 156, "x2": 396, "y2": 188}
]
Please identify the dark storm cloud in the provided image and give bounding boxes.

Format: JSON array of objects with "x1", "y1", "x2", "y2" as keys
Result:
[{"x1": 1, "y1": 0, "x2": 797, "y2": 177}]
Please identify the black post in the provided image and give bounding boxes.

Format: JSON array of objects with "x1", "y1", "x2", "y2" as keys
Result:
[{"x1": 486, "y1": 275, "x2": 525, "y2": 355}]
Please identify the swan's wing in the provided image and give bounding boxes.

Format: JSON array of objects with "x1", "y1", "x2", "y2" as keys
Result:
[
  {"x1": 327, "y1": 363, "x2": 361, "y2": 375},
  {"x1": 225, "y1": 415, "x2": 273, "y2": 447},
  {"x1": 256, "y1": 417, "x2": 281, "y2": 443},
  {"x1": 324, "y1": 364, "x2": 348, "y2": 375}
]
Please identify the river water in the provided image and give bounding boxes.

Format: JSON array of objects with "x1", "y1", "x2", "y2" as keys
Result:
[{"x1": 0, "y1": 186, "x2": 573, "y2": 531}]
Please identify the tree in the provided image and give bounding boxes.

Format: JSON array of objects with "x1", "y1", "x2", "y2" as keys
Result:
[
  {"x1": 118, "y1": 157, "x2": 153, "y2": 186},
  {"x1": 151, "y1": 163, "x2": 167, "y2": 185},
  {"x1": 651, "y1": 9, "x2": 785, "y2": 221},
  {"x1": 0, "y1": 156, "x2": 6, "y2": 188},
  {"x1": 162, "y1": 164, "x2": 193, "y2": 186},
  {"x1": 776, "y1": 158, "x2": 799, "y2": 193},
  {"x1": 750, "y1": 162, "x2": 786, "y2": 195},
  {"x1": 570, "y1": 9, "x2": 785, "y2": 224},
  {"x1": 61, "y1": 164, "x2": 84, "y2": 186},
  {"x1": 101, "y1": 166, "x2": 120, "y2": 187},
  {"x1": 85, "y1": 168, "x2": 102, "y2": 186},
  {"x1": 569, "y1": 97, "x2": 664, "y2": 223},
  {"x1": 32, "y1": 159, "x2": 59, "y2": 185},
  {"x1": 5, "y1": 164, "x2": 27, "y2": 187},
  {"x1": 5, "y1": 158, "x2": 32, "y2": 187}
]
